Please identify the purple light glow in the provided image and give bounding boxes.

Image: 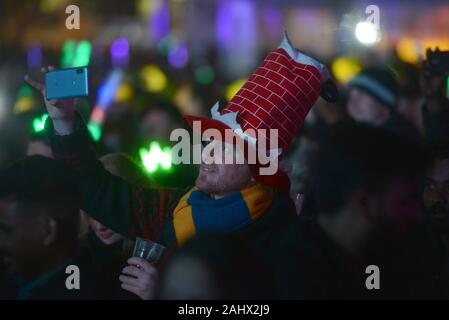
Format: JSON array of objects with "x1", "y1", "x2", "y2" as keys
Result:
[
  {"x1": 216, "y1": 0, "x2": 235, "y2": 50},
  {"x1": 27, "y1": 44, "x2": 42, "y2": 69},
  {"x1": 216, "y1": 0, "x2": 258, "y2": 77},
  {"x1": 110, "y1": 38, "x2": 130, "y2": 68},
  {"x1": 262, "y1": 6, "x2": 284, "y2": 38},
  {"x1": 151, "y1": 0, "x2": 170, "y2": 45},
  {"x1": 168, "y1": 46, "x2": 189, "y2": 68}
]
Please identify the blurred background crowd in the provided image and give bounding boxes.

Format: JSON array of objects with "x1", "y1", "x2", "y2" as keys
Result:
[{"x1": 1, "y1": 0, "x2": 449, "y2": 300}]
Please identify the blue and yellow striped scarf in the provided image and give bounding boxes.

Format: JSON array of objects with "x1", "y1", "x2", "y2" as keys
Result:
[{"x1": 173, "y1": 184, "x2": 273, "y2": 246}]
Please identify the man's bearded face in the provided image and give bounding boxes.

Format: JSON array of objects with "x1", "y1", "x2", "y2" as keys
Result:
[{"x1": 195, "y1": 140, "x2": 253, "y2": 197}]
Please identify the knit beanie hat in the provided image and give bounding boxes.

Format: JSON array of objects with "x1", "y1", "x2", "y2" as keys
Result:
[{"x1": 349, "y1": 67, "x2": 399, "y2": 109}]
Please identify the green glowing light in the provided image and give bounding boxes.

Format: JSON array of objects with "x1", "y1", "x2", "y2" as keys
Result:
[
  {"x1": 195, "y1": 66, "x2": 215, "y2": 85},
  {"x1": 87, "y1": 121, "x2": 102, "y2": 142},
  {"x1": 61, "y1": 40, "x2": 76, "y2": 68},
  {"x1": 157, "y1": 36, "x2": 177, "y2": 56},
  {"x1": 72, "y1": 40, "x2": 92, "y2": 67},
  {"x1": 18, "y1": 85, "x2": 33, "y2": 98},
  {"x1": 139, "y1": 142, "x2": 172, "y2": 173},
  {"x1": 33, "y1": 113, "x2": 49, "y2": 133},
  {"x1": 61, "y1": 40, "x2": 92, "y2": 68}
]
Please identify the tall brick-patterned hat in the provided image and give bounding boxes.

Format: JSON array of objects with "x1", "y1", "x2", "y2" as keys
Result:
[{"x1": 184, "y1": 32, "x2": 338, "y2": 192}]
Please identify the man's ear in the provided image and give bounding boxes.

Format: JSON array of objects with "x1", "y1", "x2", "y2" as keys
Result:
[{"x1": 42, "y1": 216, "x2": 58, "y2": 246}]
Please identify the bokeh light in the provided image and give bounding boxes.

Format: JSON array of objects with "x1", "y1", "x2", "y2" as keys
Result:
[
  {"x1": 168, "y1": 45, "x2": 189, "y2": 68},
  {"x1": 140, "y1": 65, "x2": 168, "y2": 93},
  {"x1": 331, "y1": 57, "x2": 362, "y2": 84},
  {"x1": 195, "y1": 66, "x2": 215, "y2": 85},
  {"x1": 225, "y1": 78, "x2": 247, "y2": 101},
  {"x1": 110, "y1": 38, "x2": 130, "y2": 68},
  {"x1": 355, "y1": 22, "x2": 379, "y2": 45}
]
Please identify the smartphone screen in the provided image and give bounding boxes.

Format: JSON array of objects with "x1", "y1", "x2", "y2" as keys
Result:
[{"x1": 45, "y1": 67, "x2": 89, "y2": 100}]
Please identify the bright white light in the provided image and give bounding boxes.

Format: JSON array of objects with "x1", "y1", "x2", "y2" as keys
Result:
[{"x1": 355, "y1": 22, "x2": 379, "y2": 45}]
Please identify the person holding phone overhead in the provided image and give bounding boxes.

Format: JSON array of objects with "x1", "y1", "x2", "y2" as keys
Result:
[{"x1": 25, "y1": 33, "x2": 337, "y2": 298}]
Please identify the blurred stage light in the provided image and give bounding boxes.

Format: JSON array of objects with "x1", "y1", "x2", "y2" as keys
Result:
[
  {"x1": 97, "y1": 69, "x2": 123, "y2": 107},
  {"x1": 40, "y1": 0, "x2": 61, "y2": 13},
  {"x1": 225, "y1": 78, "x2": 246, "y2": 101},
  {"x1": 111, "y1": 38, "x2": 130, "y2": 68},
  {"x1": 61, "y1": 40, "x2": 92, "y2": 68},
  {"x1": 139, "y1": 142, "x2": 172, "y2": 173},
  {"x1": 216, "y1": 0, "x2": 257, "y2": 78},
  {"x1": 261, "y1": 6, "x2": 283, "y2": 38},
  {"x1": 32, "y1": 113, "x2": 48, "y2": 133},
  {"x1": 168, "y1": 45, "x2": 189, "y2": 68},
  {"x1": 14, "y1": 85, "x2": 34, "y2": 113},
  {"x1": 61, "y1": 40, "x2": 76, "y2": 68},
  {"x1": 90, "y1": 106, "x2": 105, "y2": 123},
  {"x1": 195, "y1": 66, "x2": 215, "y2": 85},
  {"x1": 396, "y1": 38, "x2": 449, "y2": 64},
  {"x1": 140, "y1": 65, "x2": 167, "y2": 93},
  {"x1": 14, "y1": 98, "x2": 33, "y2": 113},
  {"x1": 157, "y1": 35, "x2": 178, "y2": 56},
  {"x1": 137, "y1": 0, "x2": 152, "y2": 16},
  {"x1": 355, "y1": 22, "x2": 379, "y2": 45},
  {"x1": 87, "y1": 70, "x2": 124, "y2": 142},
  {"x1": 331, "y1": 57, "x2": 362, "y2": 84},
  {"x1": 27, "y1": 44, "x2": 42, "y2": 69},
  {"x1": 115, "y1": 84, "x2": 133, "y2": 102},
  {"x1": 14, "y1": 98, "x2": 34, "y2": 114},
  {"x1": 87, "y1": 121, "x2": 102, "y2": 142},
  {"x1": 150, "y1": 0, "x2": 170, "y2": 45},
  {"x1": 18, "y1": 85, "x2": 33, "y2": 98},
  {"x1": 72, "y1": 41, "x2": 92, "y2": 67}
]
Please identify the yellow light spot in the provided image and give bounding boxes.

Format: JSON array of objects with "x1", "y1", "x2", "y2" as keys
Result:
[
  {"x1": 396, "y1": 38, "x2": 449, "y2": 64},
  {"x1": 14, "y1": 97, "x2": 34, "y2": 113},
  {"x1": 225, "y1": 78, "x2": 247, "y2": 102},
  {"x1": 140, "y1": 65, "x2": 168, "y2": 93},
  {"x1": 115, "y1": 84, "x2": 133, "y2": 102},
  {"x1": 331, "y1": 57, "x2": 362, "y2": 84}
]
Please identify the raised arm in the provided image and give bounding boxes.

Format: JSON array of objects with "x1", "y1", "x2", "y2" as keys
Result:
[{"x1": 25, "y1": 67, "x2": 185, "y2": 243}]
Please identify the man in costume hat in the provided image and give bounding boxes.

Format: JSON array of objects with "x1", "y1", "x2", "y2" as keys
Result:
[{"x1": 25, "y1": 32, "x2": 337, "y2": 295}]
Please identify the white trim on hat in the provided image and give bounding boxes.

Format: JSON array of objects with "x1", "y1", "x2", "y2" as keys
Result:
[
  {"x1": 210, "y1": 102, "x2": 282, "y2": 157},
  {"x1": 279, "y1": 31, "x2": 325, "y2": 74},
  {"x1": 350, "y1": 74, "x2": 396, "y2": 108}
]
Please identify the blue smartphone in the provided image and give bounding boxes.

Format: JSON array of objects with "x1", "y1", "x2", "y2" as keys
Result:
[{"x1": 45, "y1": 67, "x2": 89, "y2": 100}]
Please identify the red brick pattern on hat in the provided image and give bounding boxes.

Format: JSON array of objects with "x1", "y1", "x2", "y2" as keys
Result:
[{"x1": 222, "y1": 47, "x2": 322, "y2": 154}]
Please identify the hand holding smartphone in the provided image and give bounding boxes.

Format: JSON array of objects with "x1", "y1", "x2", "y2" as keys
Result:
[
  {"x1": 45, "y1": 67, "x2": 89, "y2": 100},
  {"x1": 25, "y1": 66, "x2": 84, "y2": 135}
]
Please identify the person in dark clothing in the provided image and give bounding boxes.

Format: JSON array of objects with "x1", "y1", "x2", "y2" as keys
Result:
[
  {"x1": 420, "y1": 65, "x2": 449, "y2": 149},
  {"x1": 0, "y1": 155, "x2": 98, "y2": 299},
  {"x1": 346, "y1": 67, "x2": 421, "y2": 141},
  {"x1": 274, "y1": 124, "x2": 441, "y2": 299},
  {"x1": 156, "y1": 234, "x2": 276, "y2": 299},
  {"x1": 423, "y1": 148, "x2": 449, "y2": 297},
  {"x1": 79, "y1": 153, "x2": 152, "y2": 300},
  {"x1": 79, "y1": 227, "x2": 136, "y2": 299}
]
